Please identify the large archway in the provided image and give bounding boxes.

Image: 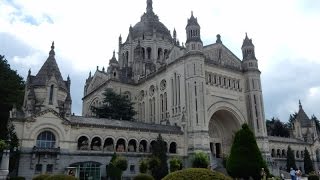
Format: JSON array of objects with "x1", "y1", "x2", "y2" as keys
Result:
[{"x1": 208, "y1": 109, "x2": 241, "y2": 158}]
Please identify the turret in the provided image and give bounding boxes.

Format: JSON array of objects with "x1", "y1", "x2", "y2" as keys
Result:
[
  {"x1": 242, "y1": 33, "x2": 258, "y2": 71},
  {"x1": 185, "y1": 11, "x2": 203, "y2": 52}
]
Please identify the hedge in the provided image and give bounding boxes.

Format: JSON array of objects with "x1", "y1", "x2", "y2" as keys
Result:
[
  {"x1": 10, "y1": 177, "x2": 26, "y2": 180},
  {"x1": 45, "y1": 174, "x2": 77, "y2": 180},
  {"x1": 32, "y1": 174, "x2": 51, "y2": 180},
  {"x1": 162, "y1": 168, "x2": 232, "y2": 180},
  {"x1": 133, "y1": 173, "x2": 155, "y2": 180}
]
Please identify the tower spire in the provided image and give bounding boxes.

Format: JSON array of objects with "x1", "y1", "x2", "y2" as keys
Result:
[
  {"x1": 146, "y1": 0, "x2": 153, "y2": 14},
  {"x1": 49, "y1": 41, "x2": 55, "y2": 56},
  {"x1": 299, "y1": 99, "x2": 302, "y2": 109}
]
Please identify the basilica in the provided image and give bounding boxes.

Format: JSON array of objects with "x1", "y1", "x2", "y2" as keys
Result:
[{"x1": 9, "y1": 0, "x2": 320, "y2": 179}]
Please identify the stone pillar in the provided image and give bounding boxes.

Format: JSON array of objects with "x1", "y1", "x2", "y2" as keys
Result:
[{"x1": 0, "y1": 150, "x2": 10, "y2": 180}]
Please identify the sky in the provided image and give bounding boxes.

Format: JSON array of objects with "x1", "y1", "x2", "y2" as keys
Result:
[{"x1": 0, "y1": 0, "x2": 320, "y2": 121}]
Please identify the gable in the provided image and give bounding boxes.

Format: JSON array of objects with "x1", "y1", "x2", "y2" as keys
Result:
[
  {"x1": 87, "y1": 71, "x2": 108, "y2": 94},
  {"x1": 203, "y1": 43, "x2": 242, "y2": 71},
  {"x1": 30, "y1": 108, "x2": 70, "y2": 125}
]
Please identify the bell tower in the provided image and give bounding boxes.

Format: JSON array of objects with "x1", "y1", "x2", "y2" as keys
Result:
[{"x1": 185, "y1": 11, "x2": 203, "y2": 52}]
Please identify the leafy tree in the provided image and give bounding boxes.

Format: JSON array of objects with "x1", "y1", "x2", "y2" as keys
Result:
[
  {"x1": 226, "y1": 123, "x2": 268, "y2": 180},
  {"x1": 91, "y1": 88, "x2": 136, "y2": 121},
  {"x1": 287, "y1": 113, "x2": 298, "y2": 128},
  {"x1": 311, "y1": 115, "x2": 320, "y2": 133},
  {"x1": 303, "y1": 148, "x2": 314, "y2": 174},
  {"x1": 266, "y1": 117, "x2": 290, "y2": 137},
  {"x1": 169, "y1": 157, "x2": 182, "y2": 172},
  {"x1": 150, "y1": 134, "x2": 168, "y2": 180},
  {"x1": 286, "y1": 146, "x2": 296, "y2": 172},
  {"x1": 139, "y1": 159, "x2": 148, "y2": 173},
  {"x1": 106, "y1": 153, "x2": 128, "y2": 180},
  {"x1": 0, "y1": 55, "x2": 24, "y2": 140},
  {"x1": 191, "y1": 151, "x2": 209, "y2": 168}
]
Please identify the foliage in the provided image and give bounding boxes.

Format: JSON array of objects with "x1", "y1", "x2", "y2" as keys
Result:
[
  {"x1": 226, "y1": 123, "x2": 268, "y2": 180},
  {"x1": 191, "y1": 151, "x2": 209, "y2": 168},
  {"x1": 45, "y1": 174, "x2": 77, "y2": 180},
  {"x1": 139, "y1": 159, "x2": 148, "y2": 173},
  {"x1": 148, "y1": 156, "x2": 161, "y2": 178},
  {"x1": 308, "y1": 174, "x2": 319, "y2": 180},
  {"x1": 0, "y1": 55, "x2": 25, "y2": 140},
  {"x1": 32, "y1": 174, "x2": 51, "y2": 180},
  {"x1": 162, "y1": 168, "x2": 232, "y2": 180},
  {"x1": 0, "y1": 139, "x2": 7, "y2": 151},
  {"x1": 133, "y1": 173, "x2": 155, "y2": 180},
  {"x1": 106, "y1": 153, "x2": 127, "y2": 180},
  {"x1": 91, "y1": 88, "x2": 136, "y2": 120},
  {"x1": 287, "y1": 113, "x2": 298, "y2": 128},
  {"x1": 169, "y1": 157, "x2": 182, "y2": 172},
  {"x1": 9, "y1": 177, "x2": 25, "y2": 180},
  {"x1": 266, "y1": 117, "x2": 290, "y2": 137},
  {"x1": 286, "y1": 146, "x2": 296, "y2": 171},
  {"x1": 113, "y1": 156, "x2": 128, "y2": 171},
  {"x1": 149, "y1": 134, "x2": 168, "y2": 180},
  {"x1": 222, "y1": 155, "x2": 228, "y2": 168},
  {"x1": 304, "y1": 147, "x2": 314, "y2": 174}
]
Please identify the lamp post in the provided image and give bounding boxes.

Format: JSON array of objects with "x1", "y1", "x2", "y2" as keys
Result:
[{"x1": 0, "y1": 136, "x2": 11, "y2": 180}]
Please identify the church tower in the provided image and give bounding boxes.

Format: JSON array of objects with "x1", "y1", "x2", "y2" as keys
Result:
[
  {"x1": 241, "y1": 34, "x2": 270, "y2": 158},
  {"x1": 185, "y1": 12, "x2": 203, "y2": 52},
  {"x1": 23, "y1": 42, "x2": 72, "y2": 118}
]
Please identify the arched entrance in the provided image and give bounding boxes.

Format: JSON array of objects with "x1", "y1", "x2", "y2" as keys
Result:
[{"x1": 208, "y1": 109, "x2": 241, "y2": 158}]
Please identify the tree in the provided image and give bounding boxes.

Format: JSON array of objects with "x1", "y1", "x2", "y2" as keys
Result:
[
  {"x1": 304, "y1": 148, "x2": 314, "y2": 174},
  {"x1": 191, "y1": 151, "x2": 209, "y2": 168},
  {"x1": 106, "y1": 153, "x2": 128, "y2": 180},
  {"x1": 226, "y1": 123, "x2": 268, "y2": 180},
  {"x1": 150, "y1": 134, "x2": 168, "y2": 180},
  {"x1": 169, "y1": 157, "x2": 182, "y2": 172},
  {"x1": 266, "y1": 117, "x2": 290, "y2": 137},
  {"x1": 0, "y1": 55, "x2": 24, "y2": 140},
  {"x1": 92, "y1": 88, "x2": 136, "y2": 121},
  {"x1": 286, "y1": 146, "x2": 296, "y2": 172},
  {"x1": 139, "y1": 159, "x2": 148, "y2": 173},
  {"x1": 287, "y1": 113, "x2": 298, "y2": 128}
]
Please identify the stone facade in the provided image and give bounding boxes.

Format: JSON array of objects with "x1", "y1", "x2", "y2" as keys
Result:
[{"x1": 9, "y1": 0, "x2": 320, "y2": 179}]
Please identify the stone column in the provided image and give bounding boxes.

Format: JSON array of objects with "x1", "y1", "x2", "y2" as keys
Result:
[{"x1": 0, "y1": 149, "x2": 10, "y2": 180}]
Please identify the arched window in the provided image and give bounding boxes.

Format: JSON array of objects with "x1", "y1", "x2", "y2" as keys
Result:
[
  {"x1": 78, "y1": 136, "x2": 89, "y2": 150},
  {"x1": 296, "y1": 151, "x2": 299, "y2": 158},
  {"x1": 128, "y1": 139, "x2": 137, "y2": 152},
  {"x1": 139, "y1": 140, "x2": 147, "y2": 152},
  {"x1": 142, "y1": 48, "x2": 145, "y2": 60},
  {"x1": 150, "y1": 140, "x2": 156, "y2": 153},
  {"x1": 36, "y1": 131, "x2": 56, "y2": 148},
  {"x1": 169, "y1": 142, "x2": 177, "y2": 154},
  {"x1": 103, "y1": 138, "x2": 114, "y2": 151},
  {"x1": 116, "y1": 138, "x2": 126, "y2": 152},
  {"x1": 282, "y1": 149, "x2": 286, "y2": 158},
  {"x1": 49, "y1": 85, "x2": 54, "y2": 105},
  {"x1": 91, "y1": 137, "x2": 102, "y2": 151},
  {"x1": 125, "y1": 51, "x2": 129, "y2": 67},
  {"x1": 157, "y1": 48, "x2": 163, "y2": 60},
  {"x1": 271, "y1": 149, "x2": 275, "y2": 157},
  {"x1": 147, "y1": 47, "x2": 152, "y2": 59},
  {"x1": 277, "y1": 149, "x2": 281, "y2": 157}
]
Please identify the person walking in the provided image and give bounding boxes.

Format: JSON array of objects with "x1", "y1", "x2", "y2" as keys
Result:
[
  {"x1": 296, "y1": 168, "x2": 301, "y2": 180},
  {"x1": 290, "y1": 168, "x2": 296, "y2": 180}
]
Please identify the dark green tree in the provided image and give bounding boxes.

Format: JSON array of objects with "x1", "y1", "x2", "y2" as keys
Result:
[
  {"x1": 287, "y1": 113, "x2": 298, "y2": 128},
  {"x1": 150, "y1": 134, "x2": 168, "y2": 180},
  {"x1": 0, "y1": 55, "x2": 24, "y2": 140},
  {"x1": 226, "y1": 124, "x2": 268, "y2": 180},
  {"x1": 311, "y1": 115, "x2": 320, "y2": 133},
  {"x1": 92, "y1": 88, "x2": 136, "y2": 121},
  {"x1": 106, "y1": 153, "x2": 128, "y2": 180},
  {"x1": 286, "y1": 146, "x2": 296, "y2": 172},
  {"x1": 191, "y1": 151, "x2": 209, "y2": 168},
  {"x1": 266, "y1": 117, "x2": 290, "y2": 137},
  {"x1": 304, "y1": 147, "x2": 314, "y2": 174}
]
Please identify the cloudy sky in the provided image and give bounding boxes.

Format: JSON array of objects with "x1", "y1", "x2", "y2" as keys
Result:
[{"x1": 0, "y1": 0, "x2": 319, "y2": 121}]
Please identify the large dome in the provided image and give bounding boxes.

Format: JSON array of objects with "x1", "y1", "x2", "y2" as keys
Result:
[{"x1": 129, "y1": 0, "x2": 172, "y2": 41}]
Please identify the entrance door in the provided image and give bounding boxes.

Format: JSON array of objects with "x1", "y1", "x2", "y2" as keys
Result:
[{"x1": 215, "y1": 143, "x2": 221, "y2": 158}]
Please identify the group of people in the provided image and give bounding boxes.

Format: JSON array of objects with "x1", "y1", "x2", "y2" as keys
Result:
[{"x1": 290, "y1": 167, "x2": 302, "y2": 180}]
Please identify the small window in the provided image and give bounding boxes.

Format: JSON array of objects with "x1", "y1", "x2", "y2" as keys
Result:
[
  {"x1": 46, "y1": 164, "x2": 53, "y2": 173},
  {"x1": 35, "y1": 164, "x2": 42, "y2": 174},
  {"x1": 130, "y1": 165, "x2": 135, "y2": 173},
  {"x1": 49, "y1": 85, "x2": 54, "y2": 105}
]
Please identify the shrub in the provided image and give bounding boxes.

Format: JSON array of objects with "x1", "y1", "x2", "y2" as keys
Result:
[
  {"x1": 0, "y1": 140, "x2": 7, "y2": 151},
  {"x1": 10, "y1": 177, "x2": 26, "y2": 180},
  {"x1": 169, "y1": 157, "x2": 182, "y2": 172},
  {"x1": 114, "y1": 156, "x2": 128, "y2": 171},
  {"x1": 133, "y1": 173, "x2": 155, "y2": 180},
  {"x1": 139, "y1": 159, "x2": 148, "y2": 173},
  {"x1": 32, "y1": 174, "x2": 50, "y2": 180},
  {"x1": 191, "y1": 151, "x2": 209, "y2": 168},
  {"x1": 46, "y1": 174, "x2": 77, "y2": 180},
  {"x1": 163, "y1": 168, "x2": 232, "y2": 180},
  {"x1": 308, "y1": 175, "x2": 319, "y2": 180}
]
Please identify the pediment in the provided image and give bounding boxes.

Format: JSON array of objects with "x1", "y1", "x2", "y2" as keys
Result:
[
  {"x1": 203, "y1": 43, "x2": 242, "y2": 71},
  {"x1": 87, "y1": 71, "x2": 108, "y2": 94},
  {"x1": 29, "y1": 108, "x2": 70, "y2": 125}
]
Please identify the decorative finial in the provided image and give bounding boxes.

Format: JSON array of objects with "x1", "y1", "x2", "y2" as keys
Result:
[
  {"x1": 191, "y1": 11, "x2": 194, "y2": 17},
  {"x1": 245, "y1": 32, "x2": 248, "y2": 39},
  {"x1": 102, "y1": 66, "x2": 105, "y2": 72},
  {"x1": 147, "y1": 0, "x2": 153, "y2": 13},
  {"x1": 89, "y1": 71, "x2": 91, "y2": 78},
  {"x1": 216, "y1": 34, "x2": 222, "y2": 43},
  {"x1": 67, "y1": 74, "x2": 70, "y2": 81},
  {"x1": 97, "y1": 66, "x2": 99, "y2": 70},
  {"x1": 49, "y1": 41, "x2": 55, "y2": 56},
  {"x1": 299, "y1": 100, "x2": 302, "y2": 109},
  {"x1": 28, "y1": 69, "x2": 31, "y2": 76},
  {"x1": 113, "y1": 50, "x2": 115, "y2": 58}
]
